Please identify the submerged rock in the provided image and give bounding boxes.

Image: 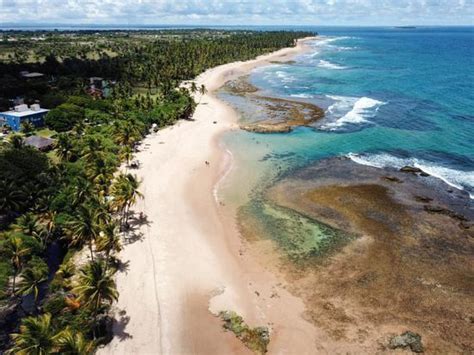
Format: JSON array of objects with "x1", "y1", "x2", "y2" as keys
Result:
[
  {"x1": 389, "y1": 331, "x2": 424, "y2": 353},
  {"x1": 219, "y1": 310, "x2": 270, "y2": 354},
  {"x1": 400, "y1": 166, "x2": 424, "y2": 174}
]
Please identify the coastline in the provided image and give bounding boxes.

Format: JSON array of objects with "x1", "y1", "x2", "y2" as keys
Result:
[{"x1": 100, "y1": 37, "x2": 325, "y2": 354}]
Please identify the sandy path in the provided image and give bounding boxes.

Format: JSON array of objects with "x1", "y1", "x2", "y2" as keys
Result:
[{"x1": 100, "y1": 38, "x2": 327, "y2": 355}]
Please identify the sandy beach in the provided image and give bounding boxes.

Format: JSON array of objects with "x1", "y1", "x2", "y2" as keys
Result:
[{"x1": 99, "y1": 37, "x2": 331, "y2": 354}]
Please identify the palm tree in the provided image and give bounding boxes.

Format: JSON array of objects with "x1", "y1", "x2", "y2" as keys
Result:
[
  {"x1": 81, "y1": 136, "x2": 105, "y2": 164},
  {"x1": 54, "y1": 328, "x2": 96, "y2": 355},
  {"x1": 198, "y1": 84, "x2": 207, "y2": 104},
  {"x1": 55, "y1": 133, "x2": 74, "y2": 162},
  {"x1": 95, "y1": 222, "x2": 121, "y2": 265},
  {"x1": 113, "y1": 120, "x2": 142, "y2": 148},
  {"x1": 190, "y1": 81, "x2": 198, "y2": 95},
  {"x1": 4, "y1": 236, "x2": 30, "y2": 295},
  {"x1": 7, "y1": 313, "x2": 56, "y2": 355},
  {"x1": 40, "y1": 210, "x2": 57, "y2": 244},
  {"x1": 0, "y1": 180, "x2": 27, "y2": 216},
  {"x1": 66, "y1": 205, "x2": 102, "y2": 260},
  {"x1": 120, "y1": 145, "x2": 134, "y2": 168},
  {"x1": 18, "y1": 266, "x2": 48, "y2": 308},
  {"x1": 72, "y1": 177, "x2": 93, "y2": 208},
  {"x1": 111, "y1": 173, "x2": 143, "y2": 227},
  {"x1": 7, "y1": 134, "x2": 24, "y2": 149},
  {"x1": 73, "y1": 260, "x2": 118, "y2": 315},
  {"x1": 13, "y1": 213, "x2": 41, "y2": 236},
  {"x1": 21, "y1": 121, "x2": 35, "y2": 136}
]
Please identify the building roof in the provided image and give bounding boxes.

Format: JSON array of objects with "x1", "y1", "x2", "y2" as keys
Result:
[
  {"x1": 1, "y1": 108, "x2": 49, "y2": 118},
  {"x1": 24, "y1": 136, "x2": 55, "y2": 150}
]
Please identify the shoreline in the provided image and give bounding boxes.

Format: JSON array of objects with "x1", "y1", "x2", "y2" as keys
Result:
[{"x1": 100, "y1": 37, "x2": 323, "y2": 354}]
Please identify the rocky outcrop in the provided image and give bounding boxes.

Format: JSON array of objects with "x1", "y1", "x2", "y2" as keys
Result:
[
  {"x1": 388, "y1": 331, "x2": 424, "y2": 353},
  {"x1": 219, "y1": 311, "x2": 270, "y2": 354},
  {"x1": 400, "y1": 166, "x2": 430, "y2": 176}
]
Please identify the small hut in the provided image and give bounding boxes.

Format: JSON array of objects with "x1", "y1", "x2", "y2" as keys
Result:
[{"x1": 24, "y1": 135, "x2": 55, "y2": 151}]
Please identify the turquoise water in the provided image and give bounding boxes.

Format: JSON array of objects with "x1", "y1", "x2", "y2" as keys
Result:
[{"x1": 224, "y1": 27, "x2": 474, "y2": 199}]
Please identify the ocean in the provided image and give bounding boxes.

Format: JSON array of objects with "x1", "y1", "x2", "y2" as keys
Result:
[{"x1": 220, "y1": 26, "x2": 474, "y2": 203}]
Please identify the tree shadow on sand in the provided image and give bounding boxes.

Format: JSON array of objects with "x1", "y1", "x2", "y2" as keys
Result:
[
  {"x1": 128, "y1": 211, "x2": 151, "y2": 229},
  {"x1": 115, "y1": 259, "x2": 130, "y2": 274},
  {"x1": 113, "y1": 312, "x2": 132, "y2": 341},
  {"x1": 121, "y1": 211, "x2": 150, "y2": 245}
]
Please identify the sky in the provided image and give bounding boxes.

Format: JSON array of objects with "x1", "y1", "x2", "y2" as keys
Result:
[{"x1": 0, "y1": 0, "x2": 473, "y2": 26}]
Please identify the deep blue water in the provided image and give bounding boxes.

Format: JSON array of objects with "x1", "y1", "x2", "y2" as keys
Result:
[{"x1": 229, "y1": 27, "x2": 474, "y2": 198}]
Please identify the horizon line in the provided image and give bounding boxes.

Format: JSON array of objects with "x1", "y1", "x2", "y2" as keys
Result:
[{"x1": 1, "y1": 23, "x2": 473, "y2": 28}]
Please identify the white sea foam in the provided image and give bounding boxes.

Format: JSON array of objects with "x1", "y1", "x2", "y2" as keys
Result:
[
  {"x1": 318, "y1": 60, "x2": 347, "y2": 70},
  {"x1": 290, "y1": 93, "x2": 313, "y2": 99},
  {"x1": 314, "y1": 36, "x2": 353, "y2": 46},
  {"x1": 347, "y1": 153, "x2": 474, "y2": 198},
  {"x1": 322, "y1": 96, "x2": 386, "y2": 129},
  {"x1": 275, "y1": 70, "x2": 295, "y2": 83}
]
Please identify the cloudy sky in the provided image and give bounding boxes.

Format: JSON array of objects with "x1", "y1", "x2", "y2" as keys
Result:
[{"x1": 1, "y1": 0, "x2": 473, "y2": 26}]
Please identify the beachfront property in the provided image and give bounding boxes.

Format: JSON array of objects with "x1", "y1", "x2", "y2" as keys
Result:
[
  {"x1": 87, "y1": 77, "x2": 113, "y2": 98},
  {"x1": 0, "y1": 104, "x2": 49, "y2": 131}
]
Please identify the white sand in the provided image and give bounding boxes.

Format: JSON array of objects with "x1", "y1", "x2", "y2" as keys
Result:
[{"x1": 99, "y1": 38, "x2": 331, "y2": 355}]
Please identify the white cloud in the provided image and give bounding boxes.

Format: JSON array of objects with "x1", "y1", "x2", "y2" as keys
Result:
[{"x1": 0, "y1": 0, "x2": 472, "y2": 25}]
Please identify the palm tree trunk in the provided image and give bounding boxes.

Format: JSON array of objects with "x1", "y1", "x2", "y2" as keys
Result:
[
  {"x1": 89, "y1": 240, "x2": 94, "y2": 261},
  {"x1": 12, "y1": 272, "x2": 16, "y2": 295}
]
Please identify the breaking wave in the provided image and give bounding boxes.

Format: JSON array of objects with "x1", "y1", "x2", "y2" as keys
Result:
[
  {"x1": 321, "y1": 96, "x2": 386, "y2": 130},
  {"x1": 347, "y1": 152, "x2": 474, "y2": 198},
  {"x1": 318, "y1": 60, "x2": 347, "y2": 70}
]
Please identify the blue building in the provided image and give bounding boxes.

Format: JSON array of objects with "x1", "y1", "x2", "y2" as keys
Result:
[{"x1": 0, "y1": 104, "x2": 49, "y2": 131}]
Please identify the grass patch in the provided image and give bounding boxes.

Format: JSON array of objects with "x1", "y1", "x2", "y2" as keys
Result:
[{"x1": 35, "y1": 128, "x2": 57, "y2": 138}]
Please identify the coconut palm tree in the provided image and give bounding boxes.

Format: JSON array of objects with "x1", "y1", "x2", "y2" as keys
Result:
[
  {"x1": 113, "y1": 120, "x2": 142, "y2": 148},
  {"x1": 111, "y1": 173, "x2": 143, "y2": 227},
  {"x1": 13, "y1": 213, "x2": 41, "y2": 236},
  {"x1": 55, "y1": 133, "x2": 75, "y2": 162},
  {"x1": 40, "y1": 210, "x2": 57, "y2": 244},
  {"x1": 95, "y1": 222, "x2": 121, "y2": 265},
  {"x1": 198, "y1": 84, "x2": 207, "y2": 104},
  {"x1": 85, "y1": 156, "x2": 115, "y2": 197},
  {"x1": 54, "y1": 328, "x2": 96, "y2": 355},
  {"x1": 73, "y1": 260, "x2": 118, "y2": 315},
  {"x1": 190, "y1": 81, "x2": 198, "y2": 95},
  {"x1": 66, "y1": 205, "x2": 102, "y2": 261},
  {"x1": 18, "y1": 266, "x2": 48, "y2": 308},
  {"x1": 21, "y1": 121, "x2": 35, "y2": 136},
  {"x1": 3, "y1": 236, "x2": 30, "y2": 295},
  {"x1": 7, "y1": 134, "x2": 24, "y2": 149},
  {"x1": 81, "y1": 136, "x2": 105, "y2": 164},
  {"x1": 72, "y1": 177, "x2": 93, "y2": 208},
  {"x1": 120, "y1": 145, "x2": 134, "y2": 169},
  {"x1": 0, "y1": 180, "x2": 27, "y2": 216},
  {"x1": 7, "y1": 313, "x2": 56, "y2": 355}
]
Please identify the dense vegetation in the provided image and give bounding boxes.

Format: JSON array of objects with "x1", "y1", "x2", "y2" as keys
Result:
[{"x1": 0, "y1": 29, "x2": 314, "y2": 353}]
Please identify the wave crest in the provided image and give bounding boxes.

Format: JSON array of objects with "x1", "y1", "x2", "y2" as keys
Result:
[
  {"x1": 318, "y1": 60, "x2": 347, "y2": 70},
  {"x1": 321, "y1": 96, "x2": 386, "y2": 130},
  {"x1": 347, "y1": 152, "x2": 474, "y2": 198}
]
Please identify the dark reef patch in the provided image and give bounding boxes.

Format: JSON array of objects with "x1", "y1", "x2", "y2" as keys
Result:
[{"x1": 242, "y1": 157, "x2": 473, "y2": 352}]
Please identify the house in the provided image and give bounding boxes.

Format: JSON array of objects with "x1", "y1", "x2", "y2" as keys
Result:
[
  {"x1": 0, "y1": 104, "x2": 49, "y2": 131},
  {"x1": 24, "y1": 135, "x2": 55, "y2": 151},
  {"x1": 87, "y1": 77, "x2": 113, "y2": 98}
]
